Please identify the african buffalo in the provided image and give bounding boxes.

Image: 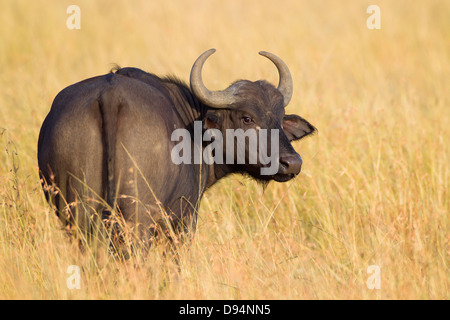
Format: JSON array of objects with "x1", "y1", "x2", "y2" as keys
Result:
[{"x1": 38, "y1": 49, "x2": 316, "y2": 247}]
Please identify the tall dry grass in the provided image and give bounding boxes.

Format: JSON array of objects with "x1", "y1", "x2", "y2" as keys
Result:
[{"x1": 0, "y1": 0, "x2": 448, "y2": 299}]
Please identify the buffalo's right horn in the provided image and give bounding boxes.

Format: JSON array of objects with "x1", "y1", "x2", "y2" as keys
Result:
[{"x1": 190, "y1": 49, "x2": 237, "y2": 108}]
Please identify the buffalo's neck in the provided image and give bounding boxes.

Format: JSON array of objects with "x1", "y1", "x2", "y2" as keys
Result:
[
  {"x1": 162, "y1": 81, "x2": 239, "y2": 192},
  {"x1": 162, "y1": 81, "x2": 207, "y2": 128},
  {"x1": 205, "y1": 163, "x2": 236, "y2": 189}
]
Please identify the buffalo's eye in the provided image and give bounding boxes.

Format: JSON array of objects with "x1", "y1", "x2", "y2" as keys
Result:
[{"x1": 242, "y1": 116, "x2": 254, "y2": 124}]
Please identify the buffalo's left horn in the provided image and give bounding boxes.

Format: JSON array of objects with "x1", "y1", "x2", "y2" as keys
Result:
[
  {"x1": 190, "y1": 49, "x2": 237, "y2": 108},
  {"x1": 258, "y1": 51, "x2": 293, "y2": 107}
]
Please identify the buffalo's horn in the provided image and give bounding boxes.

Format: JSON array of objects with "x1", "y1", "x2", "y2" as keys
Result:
[
  {"x1": 190, "y1": 49, "x2": 237, "y2": 108},
  {"x1": 258, "y1": 51, "x2": 293, "y2": 107}
]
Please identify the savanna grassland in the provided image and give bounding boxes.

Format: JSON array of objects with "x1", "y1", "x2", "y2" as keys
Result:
[{"x1": 0, "y1": 0, "x2": 448, "y2": 299}]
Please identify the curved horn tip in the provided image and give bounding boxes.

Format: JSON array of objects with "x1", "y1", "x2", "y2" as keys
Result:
[{"x1": 202, "y1": 48, "x2": 216, "y2": 56}]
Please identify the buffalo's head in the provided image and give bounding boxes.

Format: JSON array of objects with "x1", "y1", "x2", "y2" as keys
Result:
[{"x1": 190, "y1": 49, "x2": 316, "y2": 182}]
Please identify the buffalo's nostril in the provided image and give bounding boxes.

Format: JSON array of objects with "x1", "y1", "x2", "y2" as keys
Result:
[{"x1": 279, "y1": 154, "x2": 303, "y2": 175}]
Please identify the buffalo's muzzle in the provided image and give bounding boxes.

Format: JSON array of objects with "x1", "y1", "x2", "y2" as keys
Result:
[{"x1": 279, "y1": 154, "x2": 302, "y2": 175}]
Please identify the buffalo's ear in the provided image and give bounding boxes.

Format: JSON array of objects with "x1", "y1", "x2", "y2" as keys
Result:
[
  {"x1": 282, "y1": 114, "x2": 316, "y2": 141},
  {"x1": 203, "y1": 111, "x2": 222, "y2": 130}
]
